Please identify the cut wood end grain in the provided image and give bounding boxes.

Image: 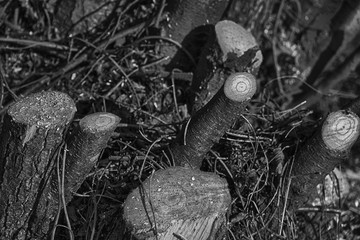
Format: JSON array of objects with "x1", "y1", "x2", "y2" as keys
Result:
[
  {"x1": 224, "y1": 72, "x2": 257, "y2": 102},
  {"x1": 123, "y1": 166, "x2": 231, "y2": 239},
  {"x1": 80, "y1": 112, "x2": 120, "y2": 132},
  {"x1": 8, "y1": 91, "x2": 76, "y2": 127},
  {"x1": 147, "y1": 214, "x2": 226, "y2": 240},
  {"x1": 215, "y1": 20, "x2": 263, "y2": 68},
  {"x1": 322, "y1": 110, "x2": 360, "y2": 151}
]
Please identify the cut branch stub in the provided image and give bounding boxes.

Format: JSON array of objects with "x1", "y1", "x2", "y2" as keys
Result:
[
  {"x1": 123, "y1": 166, "x2": 231, "y2": 240},
  {"x1": 170, "y1": 72, "x2": 257, "y2": 169},
  {"x1": 290, "y1": 110, "x2": 360, "y2": 209},
  {"x1": 0, "y1": 91, "x2": 76, "y2": 239},
  {"x1": 50, "y1": 112, "x2": 120, "y2": 205},
  {"x1": 190, "y1": 20, "x2": 262, "y2": 113}
]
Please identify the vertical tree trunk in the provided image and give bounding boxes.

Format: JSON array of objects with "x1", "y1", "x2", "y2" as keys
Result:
[{"x1": 0, "y1": 91, "x2": 76, "y2": 239}]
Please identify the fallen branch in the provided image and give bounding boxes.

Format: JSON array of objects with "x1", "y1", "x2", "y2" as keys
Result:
[{"x1": 290, "y1": 45, "x2": 360, "y2": 110}]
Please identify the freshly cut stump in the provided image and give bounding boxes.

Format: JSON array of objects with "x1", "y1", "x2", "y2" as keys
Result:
[
  {"x1": 123, "y1": 167, "x2": 231, "y2": 240},
  {"x1": 0, "y1": 91, "x2": 76, "y2": 239},
  {"x1": 290, "y1": 110, "x2": 360, "y2": 208},
  {"x1": 51, "y1": 112, "x2": 120, "y2": 205}
]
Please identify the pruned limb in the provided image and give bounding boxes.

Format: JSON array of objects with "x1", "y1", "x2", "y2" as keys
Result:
[
  {"x1": 0, "y1": 91, "x2": 76, "y2": 239},
  {"x1": 50, "y1": 112, "x2": 120, "y2": 205},
  {"x1": 123, "y1": 166, "x2": 231, "y2": 240},
  {"x1": 170, "y1": 72, "x2": 257, "y2": 169},
  {"x1": 290, "y1": 110, "x2": 360, "y2": 209},
  {"x1": 190, "y1": 20, "x2": 262, "y2": 113}
]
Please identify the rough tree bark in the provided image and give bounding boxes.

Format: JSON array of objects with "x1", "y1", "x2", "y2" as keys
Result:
[
  {"x1": 189, "y1": 19, "x2": 262, "y2": 113},
  {"x1": 50, "y1": 112, "x2": 120, "y2": 206},
  {"x1": 0, "y1": 91, "x2": 76, "y2": 239},
  {"x1": 171, "y1": 72, "x2": 257, "y2": 169},
  {"x1": 290, "y1": 110, "x2": 360, "y2": 210}
]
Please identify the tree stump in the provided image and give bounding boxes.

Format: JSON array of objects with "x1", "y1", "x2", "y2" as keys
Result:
[
  {"x1": 123, "y1": 167, "x2": 231, "y2": 240},
  {"x1": 0, "y1": 91, "x2": 76, "y2": 239}
]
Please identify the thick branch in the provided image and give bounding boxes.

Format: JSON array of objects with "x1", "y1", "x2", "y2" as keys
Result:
[
  {"x1": 50, "y1": 112, "x2": 120, "y2": 206},
  {"x1": 290, "y1": 110, "x2": 360, "y2": 209},
  {"x1": 170, "y1": 72, "x2": 257, "y2": 169},
  {"x1": 0, "y1": 91, "x2": 76, "y2": 239}
]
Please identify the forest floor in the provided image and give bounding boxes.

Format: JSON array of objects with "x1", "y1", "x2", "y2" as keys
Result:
[{"x1": 0, "y1": 0, "x2": 360, "y2": 239}]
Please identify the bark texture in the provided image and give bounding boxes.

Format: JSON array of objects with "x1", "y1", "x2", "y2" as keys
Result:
[
  {"x1": 290, "y1": 110, "x2": 360, "y2": 209},
  {"x1": 123, "y1": 166, "x2": 231, "y2": 240},
  {"x1": 50, "y1": 112, "x2": 120, "y2": 206},
  {"x1": 189, "y1": 20, "x2": 262, "y2": 113},
  {"x1": 0, "y1": 91, "x2": 76, "y2": 239},
  {"x1": 170, "y1": 72, "x2": 257, "y2": 169}
]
